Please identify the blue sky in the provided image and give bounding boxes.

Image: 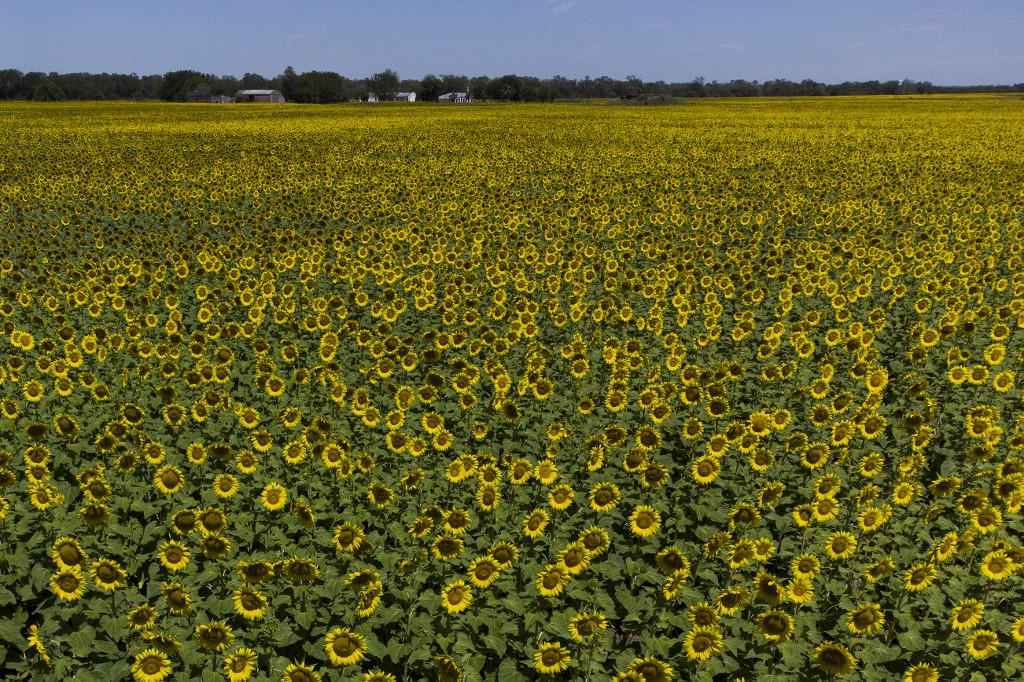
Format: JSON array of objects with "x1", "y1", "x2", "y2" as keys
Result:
[{"x1": 3, "y1": 1, "x2": 1022, "y2": 84}]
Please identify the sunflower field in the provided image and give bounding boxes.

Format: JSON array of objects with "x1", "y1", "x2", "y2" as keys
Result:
[{"x1": 0, "y1": 95, "x2": 1023, "y2": 682}]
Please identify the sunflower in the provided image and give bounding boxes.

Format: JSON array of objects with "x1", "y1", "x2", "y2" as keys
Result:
[
  {"x1": 824, "y1": 532, "x2": 857, "y2": 560},
  {"x1": 213, "y1": 474, "x2": 240, "y2": 499},
  {"x1": 715, "y1": 587, "x2": 749, "y2": 615},
  {"x1": 903, "y1": 562, "x2": 936, "y2": 592},
  {"x1": 237, "y1": 560, "x2": 275, "y2": 584},
  {"x1": 950, "y1": 599, "x2": 983, "y2": 631},
  {"x1": 468, "y1": 556, "x2": 502, "y2": 588},
  {"x1": 629, "y1": 505, "x2": 661, "y2": 538},
  {"x1": 91, "y1": 558, "x2": 126, "y2": 592},
  {"x1": 684, "y1": 627, "x2": 723, "y2": 662},
  {"x1": 965, "y1": 629, "x2": 999, "y2": 659},
  {"x1": 233, "y1": 588, "x2": 268, "y2": 620},
  {"x1": 433, "y1": 535, "x2": 464, "y2": 561},
  {"x1": 324, "y1": 627, "x2": 366, "y2": 666},
  {"x1": 523, "y1": 508, "x2": 550, "y2": 539},
  {"x1": 476, "y1": 484, "x2": 501, "y2": 512},
  {"x1": 158, "y1": 541, "x2": 190, "y2": 572},
  {"x1": 51, "y1": 536, "x2": 87, "y2": 569},
  {"x1": 588, "y1": 482, "x2": 620, "y2": 512},
  {"x1": 441, "y1": 579, "x2": 473, "y2": 614},
  {"x1": 536, "y1": 563, "x2": 570, "y2": 597},
  {"x1": 281, "y1": 661, "x2": 321, "y2": 682},
  {"x1": 568, "y1": 610, "x2": 608, "y2": 643},
  {"x1": 195, "y1": 621, "x2": 234, "y2": 653},
  {"x1": 1011, "y1": 616, "x2": 1024, "y2": 643},
  {"x1": 161, "y1": 581, "x2": 193, "y2": 615},
  {"x1": 813, "y1": 641, "x2": 857, "y2": 676},
  {"x1": 127, "y1": 604, "x2": 158, "y2": 631},
  {"x1": 490, "y1": 542, "x2": 520, "y2": 569},
  {"x1": 533, "y1": 642, "x2": 571, "y2": 675},
  {"x1": 332, "y1": 522, "x2": 365, "y2": 554},
  {"x1": 691, "y1": 456, "x2": 720, "y2": 485},
  {"x1": 132, "y1": 648, "x2": 172, "y2": 682},
  {"x1": 903, "y1": 663, "x2": 938, "y2": 682},
  {"x1": 51, "y1": 566, "x2": 86, "y2": 601},
  {"x1": 362, "y1": 671, "x2": 397, "y2": 682},
  {"x1": 847, "y1": 602, "x2": 885, "y2": 636},
  {"x1": 548, "y1": 484, "x2": 575, "y2": 510},
  {"x1": 758, "y1": 610, "x2": 794, "y2": 642},
  {"x1": 153, "y1": 466, "x2": 185, "y2": 495},
  {"x1": 260, "y1": 481, "x2": 288, "y2": 511},
  {"x1": 865, "y1": 558, "x2": 895, "y2": 584},
  {"x1": 791, "y1": 554, "x2": 821, "y2": 580},
  {"x1": 224, "y1": 647, "x2": 259, "y2": 682}
]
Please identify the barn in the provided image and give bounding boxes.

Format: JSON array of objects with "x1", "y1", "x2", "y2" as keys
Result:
[
  {"x1": 438, "y1": 92, "x2": 471, "y2": 103},
  {"x1": 235, "y1": 89, "x2": 286, "y2": 103}
]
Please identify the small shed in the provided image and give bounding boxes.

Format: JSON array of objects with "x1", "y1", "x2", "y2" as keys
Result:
[
  {"x1": 438, "y1": 92, "x2": 471, "y2": 103},
  {"x1": 235, "y1": 89, "x2": 286, "y2": 103},
  {"x1": 394, "y1": 91, "x2": 417, "y2": 102}
]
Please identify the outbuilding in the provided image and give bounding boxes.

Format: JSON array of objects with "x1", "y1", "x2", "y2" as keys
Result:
[{"x1": 235, "y1": 89, "x2": 286, "y2": 103}]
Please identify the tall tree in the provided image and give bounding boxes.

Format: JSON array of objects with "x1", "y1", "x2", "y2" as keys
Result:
[{"x1": 369, "y1": 69, "x2": 400, "y2": 100}]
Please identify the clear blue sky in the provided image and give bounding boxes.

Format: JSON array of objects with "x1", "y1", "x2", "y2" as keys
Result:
[{"x1": 3, "y1": 1, "x2": 1022, "y2": 84}]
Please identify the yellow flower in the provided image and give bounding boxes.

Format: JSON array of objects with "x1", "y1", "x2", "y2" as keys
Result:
[
  {"x1": 847, "y1": 603, "x2": 885, "y2": 636},
  {"x1": 233, "y1": 588, "x2": 268, "y2": 620},
  {"x1": 813, "y1": 641, "x2": 857, "y2": 676},
  {"x1": 684, "y1": 627, "x2": 723, "y2": 662},
  {"x1": 568, "y1": 611, "x2": 608, "y2": 643},
  {"x1": 533, "y1": 642, "x2": 571, "y2": 674},
  {"x1": 629, "y1": 505, "x2": 661, "y2": 538},
  {"x1": 224, "y1": 647, "x2": 259, "y2": 682},
  {"x1": 980, "y1": 550, "x2": 1015, "y2": 581},
  {"x1": 324, "y1": 627, "x2": 366, "y2": 666},
  {"x1": 50, "y1": 566, "x2": 86, "y2": 601},
  {"x1": 903, "y1": 663, "x2": 938, "y2": 682},
  {"x1": 441, "y1": 579, "x2": 473, "y2": 614},
  {"x1": 758, "y1": 610, "x2": 794, "y2": 642},
  {"x1": 965, "y1": 629, "x2": 999, "y2": 659},
  {"x1": 950, "y1": 599, "x2": 983, "y2": 631},
  {"x1": 158, "y1": 541, "x2": 190, "y2": 572},
  {"x1": 259, "y1": 481, "x2": 288, "y2": 511},
  {"x1": 195, "y1": 621, "x2": 233, "y2": 653},
  {"x1": 132, "y1": 648, "x2": 172, "y2": 682}
]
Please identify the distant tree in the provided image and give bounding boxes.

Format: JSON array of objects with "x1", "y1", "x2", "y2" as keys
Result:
[
  {"x1": 468, "y1": 76, "x2": 490, "y2": 100},
  {"x1": 32, "y1": 76, "x2": 65, "y2": 101},
  {"x1": 419, "y1": 74, "x2": 444, "y2": 101},
  {"x1": 241, "y1": 72, "x2": 272, "y2": 89},
  {"x1": 0, "y1": 69, "x2": 23, "y2": 99},
  {"x1": 369, "y1": 69, "x2": 400, "y2": 100},
  {"x1": 160, "y1": 70, "x2": 207, "y2": 101},
  {"x1": 279, "y1": 66, "x2": 300, "y2": 101}
]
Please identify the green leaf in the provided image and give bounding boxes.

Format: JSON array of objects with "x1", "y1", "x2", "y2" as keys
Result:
[{"x1": 66, "y1": 625, "x2": 96, "y2": 658}]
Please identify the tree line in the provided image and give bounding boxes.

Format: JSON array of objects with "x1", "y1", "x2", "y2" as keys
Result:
[{"x1": 1, "y1": 67, "x2": 1022, "y2": 102}]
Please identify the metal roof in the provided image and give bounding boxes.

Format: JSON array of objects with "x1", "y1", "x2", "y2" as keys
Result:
[{"x1": 236, "y1": 89, "x2": 280, "y2": 95}]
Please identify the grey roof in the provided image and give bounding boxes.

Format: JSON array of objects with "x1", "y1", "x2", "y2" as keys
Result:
[{"x1": 236, "y1": 89, "x2": 280, "y2": 95}]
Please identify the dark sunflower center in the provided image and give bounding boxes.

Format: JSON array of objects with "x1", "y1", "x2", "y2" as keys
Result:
[
  {"x1": 541, "y1": 650, "x2": 560, "y2": 665},
  {"x1": 332, "y1": 634, "x2": 356, "y2": 656},
  {"x1": 58, "y1": 574, "x2": 79, "y2": 591},
  {"x1": 142, "y1": 657, "x2": 162, "y2": 674},
  {"x1": 59, "y1": 545, "x2": 81, "y2": 563}
]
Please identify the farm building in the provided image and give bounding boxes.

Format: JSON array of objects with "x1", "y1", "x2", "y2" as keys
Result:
[
  {"x1": 235, "y1": 89, "x2": 286, "y2": 103},
  {"x1": 438, "y1": 92, "x2": 471, "y2": 103},
  {"x1": 367, "y1": 92, "x2": 416, "y2": 102},
  {"x1": 209, "y1": 95, "x2": 234, "y2": 104}
]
